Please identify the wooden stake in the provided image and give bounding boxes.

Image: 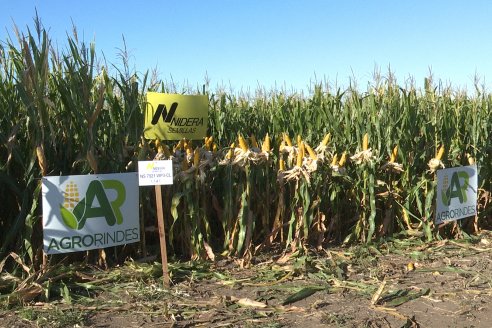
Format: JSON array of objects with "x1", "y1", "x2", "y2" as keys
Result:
[
  {"x1": 42, "y1": 251, "x2": 48, "y2": 273},
  {"x1": 155, "y1": 184, "x2": 170, "y2": 287}
]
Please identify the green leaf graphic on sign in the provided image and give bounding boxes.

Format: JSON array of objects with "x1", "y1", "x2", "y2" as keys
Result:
[
  {"x1": 73, "y1": 197, "x2": 87, "y2": 229},
  {"x1": 60, "y1": 205, "x2": 78, "y2": 229},
  {"x1": 441, "y1": 188, "x2": 450, "y2": 206}
]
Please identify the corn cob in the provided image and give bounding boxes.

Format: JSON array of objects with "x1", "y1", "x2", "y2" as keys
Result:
[
  {"x1": 262, "y1": 133, "x2": 271, "y2": 152},
  {"x1": 389, "y1": 145, "x2": 398, "y2": 163},
  {"x1": 279, "y1": 158, "x2": 285, "y2": 171},
  {"x1": 193, "y1": 148, "x2": 200, "y2": 167},
  {"x1": 238, "y1": 134, "x2": 249, "y2": 151},
  {"x1": 160, "y1": 144, "x2": 171, "y2": 158},
  {"x1": 436, "y1": 145, "x2": 445, "y2": 160},
  {"x1": 174, "y1": 139, "x2": 184, "y2": 152},
  {"x1": 305, "y1": 142, "x2": 317, "y2": 160},
  {"x1": 283, "y1": 133, "x2": 293, "y2": 147},
  {"x1": 362, "y1": 133, "x2": 369, "y2": 151},
  {"x1": 296, "y1": 142, "x2": 304, "y2": 167},
  {"x1": 320, "y1": 133, "x2": 331, "y2": 147},
  {"x1": 338, "y1": 151, "x2": 347, "y2": 167},
  {"x1": 182, "y1": 156, "x2": 189, "y2": 170},
  {"x1": 226, "y1": 142, "x2": 235, "y2": 159},
  {"x1": 279, "y1": 140, "x2": 286, "y2": 152},
  {"x1": 331, "y1": 153, "x2": 338, "y2": 166},
  {"x1": 250, "y1": 134, "x2": 259, "y2": 148}
]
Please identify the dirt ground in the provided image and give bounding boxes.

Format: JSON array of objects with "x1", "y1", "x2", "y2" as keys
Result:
[{"x1": 2, "y1": 233, "x2": 492, "y2": 328}]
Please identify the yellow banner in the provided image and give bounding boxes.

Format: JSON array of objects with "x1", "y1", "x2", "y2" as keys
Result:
[{"x1": 144, "y1": 92, "x2": 208, "y2": 140}]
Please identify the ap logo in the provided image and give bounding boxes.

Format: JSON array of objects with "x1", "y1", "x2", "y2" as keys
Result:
[
  {"x1": 441, "y1": 171, "x2": 470, "y2": 206},
  {"x1": 60, "y1": 180, "x2": 126, "y2": 230}
]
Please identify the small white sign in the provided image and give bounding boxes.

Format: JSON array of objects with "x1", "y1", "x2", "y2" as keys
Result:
[
  {"x1": 138, "y1": 160, "x2": 173, "y2": 186},
  {"x1": 435, "y1": 165, "x2": 478, "y2": 225},
  {"x1": 42, "y1": 173, "x2": 140, "y2": 254}
]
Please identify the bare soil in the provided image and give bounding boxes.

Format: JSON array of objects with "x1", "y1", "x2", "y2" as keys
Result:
[{"x1": 2, "y1": 233, "x2": 492, "y2": 328}]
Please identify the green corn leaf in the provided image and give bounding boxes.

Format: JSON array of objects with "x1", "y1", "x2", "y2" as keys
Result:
[
  {"x1": 282, "y1": 286, "x2": 326, "y2": 305},
  {"x1": 170, "y1": 192, "x2": 185, "y2": 222},
  {"x1": 235, "y1": 189, "x2": 249, "y2": 255},
  {"x1": 380, "y1": 288, "x2": 430, "y2": 307}
]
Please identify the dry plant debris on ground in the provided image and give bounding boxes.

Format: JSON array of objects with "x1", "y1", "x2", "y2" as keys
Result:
[{"x1": 2, "y1": 232, "x2": 492, "y2": 327}]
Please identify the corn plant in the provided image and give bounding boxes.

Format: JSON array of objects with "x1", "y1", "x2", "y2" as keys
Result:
[{"x1": 1, "y1": 17, "x2": 492, "y2": 269}]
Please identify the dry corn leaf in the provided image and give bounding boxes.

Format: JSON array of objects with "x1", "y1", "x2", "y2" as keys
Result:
[
  {"x1": 203, "y1": 241, "x2": 215, "y2": 261},
  {"x1": 7, "y1": 252, "x2": 31, "y2": 274},
  {"x1": 10, "y1": 283, "x2": 43, "y2": 304},
  {"x1": 277, "y1": 251, "x2": 297, "y2": 264},
  {"x1": 237, "y1": 297, "x2": 267, "y2": 308},
  {"x1": 371, "y1": 277, "x2": 387, "y2": 305},
  {"x1": 282, "y1": 286, "x2": 326, "y2": 305}
]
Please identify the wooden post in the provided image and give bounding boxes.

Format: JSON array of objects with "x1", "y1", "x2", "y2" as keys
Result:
[{"x1": 155, "y1": 184, "x2": 170, "y2": 287}]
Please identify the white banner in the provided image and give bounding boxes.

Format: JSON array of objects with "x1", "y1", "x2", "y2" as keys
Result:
[
  {"x1": 42, "y1": 173, "x2": 140, "y2": 254},
  {"x1": 435, "y1": 165, "x2": 478, "y2": 225},
  {"x1": 138, "y1": 160, "x2": 173, "y2": 186}
]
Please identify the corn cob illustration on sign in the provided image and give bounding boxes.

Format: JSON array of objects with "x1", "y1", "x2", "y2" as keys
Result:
[
  {"x1": 144, "y1": 92, "x2": 208, "y2": 140},
  {"x1": 42, "y1": 173, "x2": 139, "y2": 254},
  {"x1": 435, "y1": 165, "x2": 478, "y2": 224}
]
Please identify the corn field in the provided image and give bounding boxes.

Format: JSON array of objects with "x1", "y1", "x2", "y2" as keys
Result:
[{"x1": 1, "y1": 20, "x2": 491, "y2": 268}]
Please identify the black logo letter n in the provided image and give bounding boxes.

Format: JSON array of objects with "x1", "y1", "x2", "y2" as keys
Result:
[{"x1": 151, "y1": 102, "x2": 178, "y2": 125}]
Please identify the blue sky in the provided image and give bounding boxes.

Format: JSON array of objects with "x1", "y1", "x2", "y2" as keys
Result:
[{"x1": 2, "y1": 1, "x2": 492, "y2": 93}]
